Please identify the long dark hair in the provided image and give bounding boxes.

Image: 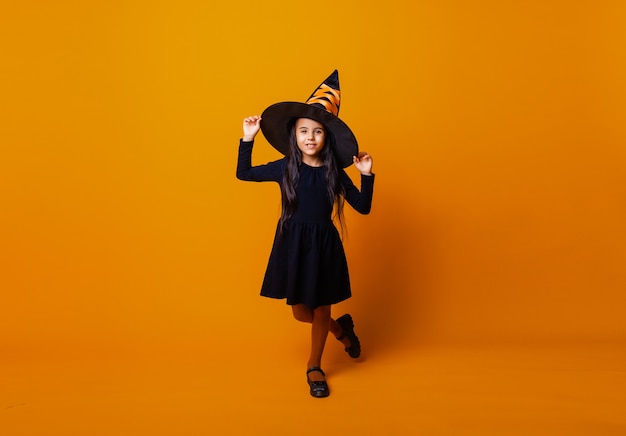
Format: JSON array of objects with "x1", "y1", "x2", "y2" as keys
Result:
[{"x1": 279, "y1": 118, "x2": 346, "y2": 234}]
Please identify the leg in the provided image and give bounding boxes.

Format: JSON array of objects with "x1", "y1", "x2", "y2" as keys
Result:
[
  {"x1": 293, "y1": 304, "x2": 352, "y2": 350},
  {"x1": 329, "y1": 317, "x2": 350, "y2": 347},
  {"x1": 306, "y1": 305, "x2": 331, "y2": 382}
]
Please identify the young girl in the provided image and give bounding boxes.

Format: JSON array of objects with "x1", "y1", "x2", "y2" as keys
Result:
[{"x1": 236, "y1": 71, "x2": 374, "y2": 398}]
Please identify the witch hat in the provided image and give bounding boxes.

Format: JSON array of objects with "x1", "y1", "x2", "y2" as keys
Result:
[{"x1": 260, "y1": 70, "x2": 358, "y2": 168}]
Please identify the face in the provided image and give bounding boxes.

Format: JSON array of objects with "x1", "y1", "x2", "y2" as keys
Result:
[{"x1": 295, "y1": 118, "x2": 326, "y2": 164}]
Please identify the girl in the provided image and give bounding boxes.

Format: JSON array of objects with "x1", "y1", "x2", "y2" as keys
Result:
[{"x1": 236, "y1": 71, "x2": 374, "y2": 398}]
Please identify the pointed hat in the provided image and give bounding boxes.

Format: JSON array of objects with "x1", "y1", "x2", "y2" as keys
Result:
[{"x1": 260, "y1": 70, "x2": 358, "y2": 168}]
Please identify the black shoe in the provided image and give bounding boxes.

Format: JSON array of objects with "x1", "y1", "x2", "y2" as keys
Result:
[
  {"x1": 306, "y1": 367, "x2": 330, "y2": 398},
  {"x1": 336, "y1": 314, "x2": 361, "y2": 358}
]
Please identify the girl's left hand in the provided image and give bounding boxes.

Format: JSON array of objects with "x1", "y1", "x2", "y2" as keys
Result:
[{"x1": 353, "y1": 152, "x2": 373, "y2": 176}]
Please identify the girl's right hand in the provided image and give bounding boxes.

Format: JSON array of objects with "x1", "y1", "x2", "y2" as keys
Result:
[{"x1": 243, "y1": 115, "x2": 262, "y2": 142}]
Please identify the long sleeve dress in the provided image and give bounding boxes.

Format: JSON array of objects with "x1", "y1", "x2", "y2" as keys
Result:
[{"x1": 236, "y1": 139, "x2": 375, "y2": 309}]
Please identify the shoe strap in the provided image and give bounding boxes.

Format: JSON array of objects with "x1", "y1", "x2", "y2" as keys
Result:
[{"x1": 306, "y1": 366, "x2": 325, "y2": 376}]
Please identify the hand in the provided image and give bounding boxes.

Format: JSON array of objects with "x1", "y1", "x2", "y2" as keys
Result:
[
  {"x1": 243, "y1": 115, "x2": 262, "y2": 141},
  {"x1": 353, "y1": 152, "x2": 373, "y2": 175}
]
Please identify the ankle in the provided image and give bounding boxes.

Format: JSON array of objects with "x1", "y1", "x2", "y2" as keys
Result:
[{"x1": 307, "y1": 362, "x2": 322, "y2": 370}]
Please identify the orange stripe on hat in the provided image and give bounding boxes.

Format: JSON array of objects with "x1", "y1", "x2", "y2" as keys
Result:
[{"x1": 306, "y1": 84, "x2": 341, "y2": 116}]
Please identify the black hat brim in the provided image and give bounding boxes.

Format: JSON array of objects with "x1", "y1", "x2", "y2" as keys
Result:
[{"x1": 260, "y1": 102, "x2": 358, "y2": 169}]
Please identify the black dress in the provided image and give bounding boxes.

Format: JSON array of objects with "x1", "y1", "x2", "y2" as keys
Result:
[{"x1": 236, "y1": 140, "x2": 375, "y2": 309}]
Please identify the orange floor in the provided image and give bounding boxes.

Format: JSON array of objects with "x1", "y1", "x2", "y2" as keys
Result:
[{"x1": 4, "y1": 337, "x2": 626, "y2": 435}]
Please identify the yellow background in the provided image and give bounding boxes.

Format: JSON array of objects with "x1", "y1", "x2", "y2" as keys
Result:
[{"x1": 2, "y1": 1, "x2": 626, "y2": 434}]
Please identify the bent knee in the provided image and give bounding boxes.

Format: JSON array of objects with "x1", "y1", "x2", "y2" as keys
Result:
[{"x1": 292, "y1": 305, "x2": 313, "y2": 323}]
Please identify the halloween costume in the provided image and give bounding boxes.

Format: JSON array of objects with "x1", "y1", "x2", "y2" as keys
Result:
[{"x1": 236, "y1": 70, "x2": 374, "y2": 309}]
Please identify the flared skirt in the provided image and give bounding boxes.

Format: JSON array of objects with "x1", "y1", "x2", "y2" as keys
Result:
[{"x1": 260, "y1": 220, "x2": 351, "y2": 309}]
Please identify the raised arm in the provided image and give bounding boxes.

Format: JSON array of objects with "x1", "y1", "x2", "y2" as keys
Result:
[
  {"x1": 341, "y1": 152, "x2": 375, "y2": 214},
  {"x1": 236, "y1": 115, "x2": 284, "y2": 183}
]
